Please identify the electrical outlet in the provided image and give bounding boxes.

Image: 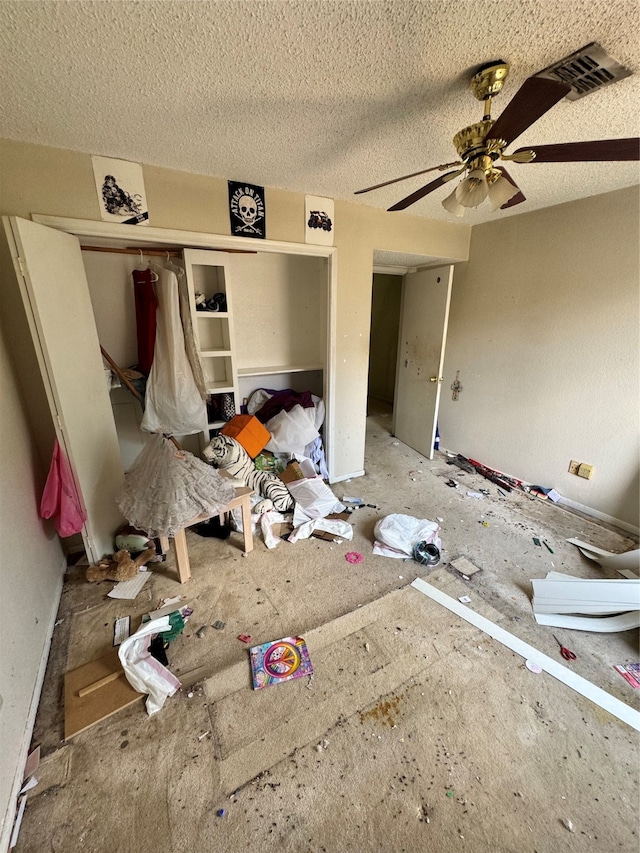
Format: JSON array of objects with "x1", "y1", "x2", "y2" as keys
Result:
[
  {"x1": 568, "y1": 460, "x2": 581, "y2": 475},
  {"x1": 577, "y1": 463, "x2": 594, "y2": 480}
]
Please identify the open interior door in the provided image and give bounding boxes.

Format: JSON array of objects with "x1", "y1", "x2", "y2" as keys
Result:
[
  {"x1": 393, "y1": 265, "x2": 453, "y2": 459},
  {"x1": 2, "y1": 216, "x2": 125, "y2": 562}
]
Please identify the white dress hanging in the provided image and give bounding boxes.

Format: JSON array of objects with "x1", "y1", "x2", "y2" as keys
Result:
[{"x1": 141, "y1": 267, "x2": 207, "y2": 435}]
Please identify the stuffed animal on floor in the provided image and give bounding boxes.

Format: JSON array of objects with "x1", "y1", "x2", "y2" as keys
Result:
[
  {"x1": 202, "y1": 435, "x2": 294, "y2": 513},
  {"x1": 85, "y1": 546, "x2": 157, "y2": 583}
]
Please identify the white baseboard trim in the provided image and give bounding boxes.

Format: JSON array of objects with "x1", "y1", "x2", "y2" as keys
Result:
[
  {"x1": 0, "y1": 563, "x2": 64, "y2": 853},
  {"x1": 411, "y1": 577, "x2": 640, "y2": 732},
  {"x1": 329, "y1": 469, "x2": 365, "y2": 484},
  {"x1": 440, "y1": 449, "x2": 639, "y2": 537},
  {"x1": 558, "y1": 497, "x2": 639, "y2": 536}
]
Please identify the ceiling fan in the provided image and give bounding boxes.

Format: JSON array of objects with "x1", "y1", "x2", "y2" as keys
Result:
[{"x1": 354, "y1": 58, "x2": 640, "y2": 216}]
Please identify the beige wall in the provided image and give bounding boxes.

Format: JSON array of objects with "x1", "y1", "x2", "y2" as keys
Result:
[
  {"x1": 439, "y1": 186, "x2": 640, "y2": 529},
  {"x1": 0, "y1": 138, "x2": 470, "y2": 478},
  {"x1": 231, "y1": 253, "x2": 326, "y2": 371},
  {"x1": 0, "y1": 315, "x2": 64, "y2": 845}
]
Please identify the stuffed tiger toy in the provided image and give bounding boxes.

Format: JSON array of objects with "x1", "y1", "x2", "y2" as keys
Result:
[{"x1": 202, "y1": 435, "x2": 294, "y2": 513}]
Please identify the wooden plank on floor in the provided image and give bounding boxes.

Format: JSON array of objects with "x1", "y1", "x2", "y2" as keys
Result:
[{"x1": 64, "y1": 649, "x2": 144, "y2": 740}]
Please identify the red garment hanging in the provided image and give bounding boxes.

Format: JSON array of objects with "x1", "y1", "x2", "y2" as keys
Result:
[{"x1": 132, "y1": 268, "x2": 158, "y2": 375}]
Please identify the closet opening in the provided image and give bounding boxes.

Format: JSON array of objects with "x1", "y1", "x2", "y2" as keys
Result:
[{"x1": 81, "y1": 242, "x2": 330, "y2": 473}]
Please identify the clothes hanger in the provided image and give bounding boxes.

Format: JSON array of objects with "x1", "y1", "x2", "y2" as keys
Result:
[
  {"x1": 133, "y1": 248, "x2": 158, "y2": 281},
  {"x1": 145, "y1": 250, "x2": 160, "y2": 282},
  {"x1": 164, "y1": 250, "x2": 184, "y2": 276}
]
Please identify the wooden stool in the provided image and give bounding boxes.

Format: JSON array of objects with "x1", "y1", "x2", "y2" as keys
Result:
[{"x1": 158, "y1": 486, "x2": 253, "y2": 583}]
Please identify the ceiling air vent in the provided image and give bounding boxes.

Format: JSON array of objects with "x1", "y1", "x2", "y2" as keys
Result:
[{"x1": 536, "y1": 42, "x2": 632, "y2": 100}]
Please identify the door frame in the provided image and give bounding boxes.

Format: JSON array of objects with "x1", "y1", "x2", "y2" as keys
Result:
[{"x1": 32, "y1": 215, "x2": 338, "y2": 480}]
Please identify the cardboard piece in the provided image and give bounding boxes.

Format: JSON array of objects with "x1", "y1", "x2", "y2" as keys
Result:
[
  {"x1": 271, "y1": 522, "x2": 294, "y2": 539},
  {"x1": 64, "y1": 649, "x2": 144, "y2": 740},
  {"x1": 22, "y1": 746, "x2": 40, "y2": 783},
  {"x1": 279, "y1": 461, "x2": 305, "y2": 484},
  {"x1": 450, "y1": 556, "x2": 482, "y2": 577},
  {"x1": 311, "y1": 530, "x2": 340, "y2": 542},
  {"x1": 221, "y1": 415, "x2": 270, "y2": 458}
]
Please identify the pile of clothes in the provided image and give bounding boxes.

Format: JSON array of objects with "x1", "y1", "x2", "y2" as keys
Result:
[{"x1": 246, "y1": 387, "x2": 328, "y2": 479}]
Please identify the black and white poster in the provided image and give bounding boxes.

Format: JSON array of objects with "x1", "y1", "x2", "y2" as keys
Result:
[
  {"x1": 305, "y1": 195, "x2": 334, "y2": 246},
  {"x1": 228, "y1": 181, "x2": 266, "y2": 239},
  {"x1": 92, "y1": 156, "x2": 149, "y2": 225}
]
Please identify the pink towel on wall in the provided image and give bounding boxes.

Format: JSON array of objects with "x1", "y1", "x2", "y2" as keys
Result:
[{"x1": 40, "y1": 439, "x2": 87, "y2": 537}]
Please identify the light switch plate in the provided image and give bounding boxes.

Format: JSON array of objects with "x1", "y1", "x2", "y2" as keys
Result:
[{"x1": 577, "y1": 463, "x2": 594, "y2": 479}]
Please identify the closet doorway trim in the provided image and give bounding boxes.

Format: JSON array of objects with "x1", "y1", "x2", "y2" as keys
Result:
[{"x1": 31, "y1": 214, "x2": 338, "y2": 481}]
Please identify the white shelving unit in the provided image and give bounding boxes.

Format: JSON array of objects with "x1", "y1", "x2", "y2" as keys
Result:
[
  {"x1": 237, "y1": 364, "x2": 323, "y2": 377},
  {"x1": 182, "y1": 249, "x2": 239, "y2": 439}
]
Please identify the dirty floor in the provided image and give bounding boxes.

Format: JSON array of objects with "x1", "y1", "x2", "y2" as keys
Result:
[{"x1": 17, "y1": 400, "x2": 640, "y2": 852}]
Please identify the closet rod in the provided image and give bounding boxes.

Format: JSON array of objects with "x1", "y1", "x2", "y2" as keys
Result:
[
  {"x1": 83, "y1": 245, "x2": 182, "y2": 258},
  {"x1": 82, "y1": 245, "x2": 257, "y2": 256}
]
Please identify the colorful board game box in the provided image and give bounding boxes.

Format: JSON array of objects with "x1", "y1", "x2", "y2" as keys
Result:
[
  {"x1": 249, "y1": 636, "x2": 313, "y2": 690},
  {"x1": 613, "y1": 663, "x2": 640, "y2": 689}
]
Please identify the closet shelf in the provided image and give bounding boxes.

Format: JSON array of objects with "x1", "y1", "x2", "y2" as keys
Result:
[
  {"x1": 205, "y1": 382, "x2": 236, "y2": 394},
  {"x1": 196, "y1": 311, "x2": 230, "y2": 319},
  {"x1": 237, "y1": 364, "x2": 323, "y2": 377},
  {"x1": 200, "y1": 349, "x2": 232, "y2": 358}
]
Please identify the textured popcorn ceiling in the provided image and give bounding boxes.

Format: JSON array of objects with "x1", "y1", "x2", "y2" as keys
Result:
[{"x1": 1, "y1": 0, "x2": 639, "y2": 224}]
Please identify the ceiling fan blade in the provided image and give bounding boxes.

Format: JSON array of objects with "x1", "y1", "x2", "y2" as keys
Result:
[
  {"x1": 354, "y1": 161, "x2": 462, "y2": 195},
  {"x1": 486, "y1": 76, "x2": 571, "y2": 148},
  {"x1": 512, "y1": 138, "x2": 640, "y2": 163},
  {"x1": 387, "y1": 167, "x2": 465, "y2": 212},
  {"x1": 496, "y1": 167, "x2": 526, "y2": 209}
]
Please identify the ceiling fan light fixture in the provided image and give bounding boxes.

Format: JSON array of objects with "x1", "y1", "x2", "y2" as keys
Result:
[
  {"x1": 487, "y1": 174, "x2": 519, "y2": 210},
  {"x1": 455, "y1": 169, "x2": 488, "y2": 208},
  {"x1": 441, "y1": 188, "x2": 466, "y2": 217}
]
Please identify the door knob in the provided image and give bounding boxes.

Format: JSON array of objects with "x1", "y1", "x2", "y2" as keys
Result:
[{"x1": 430, "y1": 376, "x2": 443, "y2": 382}]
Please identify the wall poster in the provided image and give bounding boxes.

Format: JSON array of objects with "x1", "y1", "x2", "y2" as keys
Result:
[
  {"x1": 228, "y1": 181, "x2": 266, "y2": 239},
  {"x1": 91, "y1": 156, "x2": 149, "y2": 225},
  {"x1": 305, "y1": 195, "x2": 334, "y2": 246}
]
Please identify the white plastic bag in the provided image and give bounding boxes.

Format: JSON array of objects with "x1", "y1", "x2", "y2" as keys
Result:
[
  {"x1": 373, "y1": 513, "x2": 441, "y2": 559},
  {"x1": 265, "y1": 405, "x2": 319, "y2": 455},
  {"x1": 118, "y1": 616, "x2": 182, "y2": 715},
  {"x1": 260, "y1": 510, "x2": 284, "y2": 549},
  {"x1": 288, "y1": 517, "x2": 353, "y2": 543},
  {"x1": 287, "y1": 477, "x2": 344, "y2": 519}
]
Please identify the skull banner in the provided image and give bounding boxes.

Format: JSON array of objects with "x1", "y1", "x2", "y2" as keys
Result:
[{"x1": 228, "y1": 181, "x2": 266, "y2": 239}]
